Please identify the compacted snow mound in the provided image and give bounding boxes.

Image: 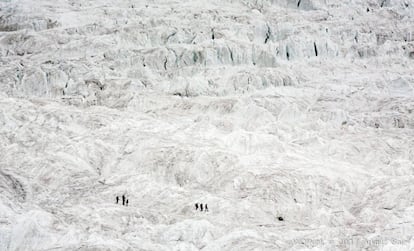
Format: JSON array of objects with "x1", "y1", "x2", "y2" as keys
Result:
[{"x1": 0, "y1": 0, "x2": 413, "y2": 250}]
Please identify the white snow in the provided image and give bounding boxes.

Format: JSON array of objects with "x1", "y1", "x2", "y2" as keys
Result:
[{"x1": 0, "y1": 0, "x2": 414, "y2": 250}]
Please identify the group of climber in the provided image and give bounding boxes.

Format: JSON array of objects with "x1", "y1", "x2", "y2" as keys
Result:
[
  {"x1": 195, "y1": 203, "x2": 208, "y2": 212},
  {"x1": 116, "y1": 194, "x2": 129, "y2": 206},
  {"x1": 115, "y1": 195, "x2": 210, "y2": 213}
]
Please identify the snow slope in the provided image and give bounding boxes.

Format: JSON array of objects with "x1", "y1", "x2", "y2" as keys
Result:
[{"x1": 0, "y1": 0, "x2": 414, "y2": 250}]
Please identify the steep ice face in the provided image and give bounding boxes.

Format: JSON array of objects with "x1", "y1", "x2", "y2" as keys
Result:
[
  {"x1": 1, "y1": 0, "x2": 413, "y2": 99},
  {"x1": 0, "y1": 0, "x2": 414, "y2": 250}
]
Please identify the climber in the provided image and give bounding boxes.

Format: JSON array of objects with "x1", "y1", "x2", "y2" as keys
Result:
[
  {"x1": 200, "y1": 204, "x2": 204, "y2": 212},
  {"x1": 126, "y1": 199, "x2": 129, "y2": 206},
  {"x1": 195, "y1": 203, "x2": 199, "y2": 210},
  {"x1": 116, "y1": 196, "x2": 119, "y2": 204},
  {"x1": 122, "y1": 194, "x2": 126, "y2": 206},
  {"x1": 205, "y1": 204, "x2": 208, "y2": 212}
]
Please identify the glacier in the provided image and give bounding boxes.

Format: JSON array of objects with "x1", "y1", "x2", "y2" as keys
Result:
[{"x1": 0, "y1": 0, "x2": 414, "y2": 250}]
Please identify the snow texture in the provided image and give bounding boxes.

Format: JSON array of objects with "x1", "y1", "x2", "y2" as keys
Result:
[{"x1": 0, "y1": 0, "x2": 414, "y2": 250}]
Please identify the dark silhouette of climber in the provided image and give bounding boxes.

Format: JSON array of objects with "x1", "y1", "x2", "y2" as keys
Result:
[
  {"x1": 278, "y1": 216, "x2": 284, "y2": 221},
  {"x1": 122, "y1": 195, "x2": 126, "y2": 206},
  {"x1": 116, "y1": 196, "x2": 119, "y2": 204},
  {"x1": 126, "y1": 199, "x2": 129, "y2": 206},
  {"x1": 200, "y1": 204, "x2": 203, "y2": 212},
  {"x1": 195, "y1": 203, "x2": 199, "y2": 210},
  {"x1": 205, "y1": 204, "x2": 208, "y2": 212}
]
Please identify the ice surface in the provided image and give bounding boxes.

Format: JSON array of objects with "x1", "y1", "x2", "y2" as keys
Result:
[{"x1": 0, "y1": 0, "x2": 414, "y2": 250}]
